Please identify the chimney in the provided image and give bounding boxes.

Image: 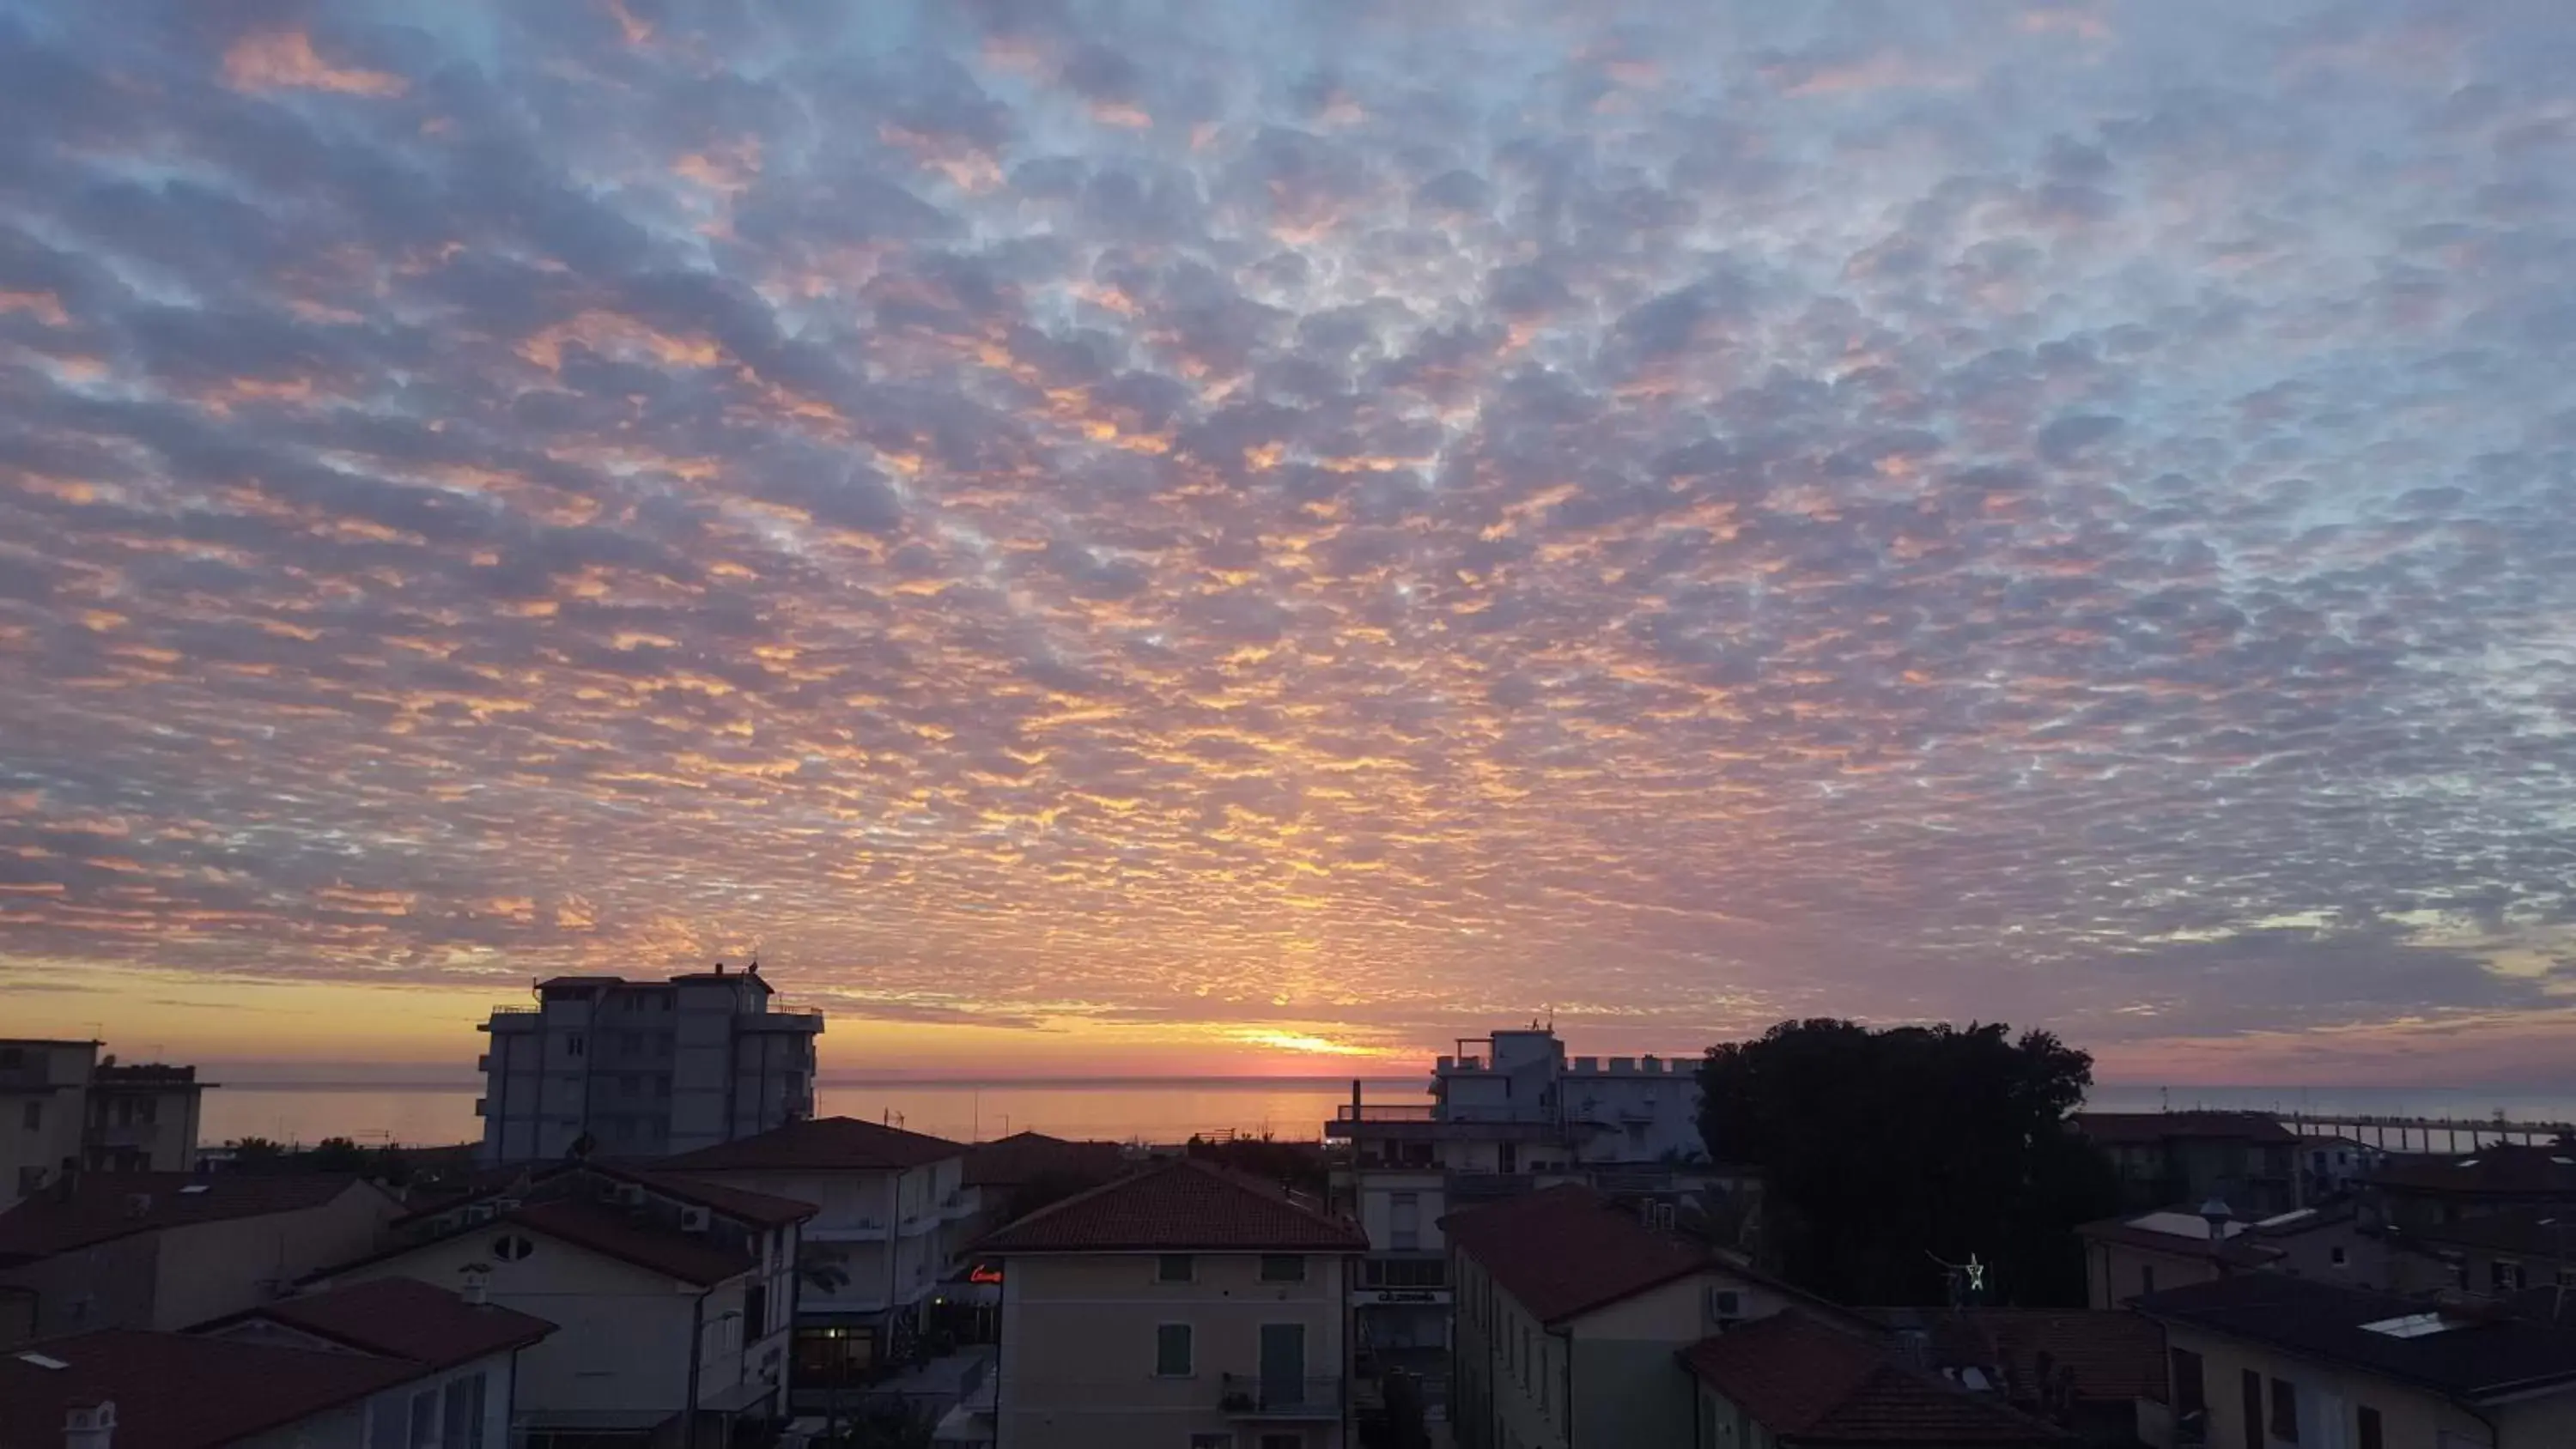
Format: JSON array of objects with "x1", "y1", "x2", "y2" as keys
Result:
[
  {"x1": 64, "y1": 1401, "x2": 115, "y2": 1449},
  {"x1": 459, "y1": 1267, "x2": 490, "y2": 1307}
]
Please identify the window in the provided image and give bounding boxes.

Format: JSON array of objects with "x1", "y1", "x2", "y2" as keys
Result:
[
  {"x1": 2140, "y1": 1264, "x2": 2155, "y2": 1295},
  {"x1": 1260, "y1": 1254, "x2": 1306, "y2": 1282},
  {"x1": 440, "y1": 1373, "x2": 486, "y2": 1449},
  {"x1": 1156, "y1": 1253, "x2": 1194, "y2": 1282},
  {"x1": 15, "y1": 1167, "x2": 40, "y2": 1197},
  {"x1": 20, "y1": 1101, "x2": 38, "y2": 1131},
  {"x1": 1191, "y1": 1437, "x2": 1230, "y2": 1449},
  {"x1": 408, "y1": 1387, "x2": 438, "y2": 1449},
  {"x1": 368, "y1": 1394, "x2": 407, "y2": 1449},
  {"x1": 1154, "y1": 1323, "x2": 1193, "y2": 1377},
  {"x1": 2269, "y1": 1377, "x2": 2300, "y2": 1443},
  {"x1": 0, "y1": 1047, "x2": 20, "y2": 1068},
  {"x1": 2492, "y1": 1260, "x2": 2524, "y2": 1292},
  {"x1": 566, "y1": 1034, "x2": 585, "y2": 1058},
  {"x1": 2330, "y1": 1246, "x2": 2348, "y2": 1268},
  {"x1": 1260, "y1": 1437, "x2": 1301, "y2": 1449},
  {"x1": 2171, "y1": 1349, "x2": 2205, "y2": 1416},
  {"x1": 2357, "y1": 1405, "x2": 2383, "y2": 1449},
  {"x1": 745, "y1": 1282, "x2": 769, "y2": 1336},
  {"x1": 490, "y1": 1234, "x2": 535, "y2": 1262}
]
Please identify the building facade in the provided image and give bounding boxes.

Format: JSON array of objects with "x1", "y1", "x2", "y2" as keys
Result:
[
  {"x1": 474, "y1": 964, "x2": 823, "y2": 1165},
  {"x1": 0, "y1": 1279, "x2": 551, "y2": 1449},
  {"x1": 2076, "y1": 1112, "x2": 2300, "y2": 1217},
  {"x1": 0, "y1": 1173, "x2": 403, "y2": 1346},
  {"x1": 2140, "y1": 1274, "x2": 2576, "y2": 1449},
  {"x1": 1443, "y1": 1185, "x2": 1826, "y2": 1449},
  {"x1": 1325, "y1": 1028, "x2": 1749, "y2": 1410},
  {"x1": 2, "y1": 1042, "x2": 214, "y2": 1210},
  {"x1": 313, "y1": 1161, "x2": 811, "y2": 1443},
  {"x1": 659, "y1": 1115, "x2": 975, "y2": 1405},
  {"x1": 974, "y1": 1157, "x2": 1368, "y2": 1449}
]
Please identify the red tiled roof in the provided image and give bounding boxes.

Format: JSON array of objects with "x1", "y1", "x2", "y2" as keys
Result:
[
  {"x1": 595, "y1": 1161, "x2": 817, "y2": 1225},
  {"x1": 197, "y1": 1277, "x2": 554, "y2": 1366},
  {"x1": 1865, "y1": 1307, "x2": 2169, "y2": 1406},
  {"x1": 0, "y1": 1331, "x2": 419, "y2": 1449},
  {"x1": 977, "y1": 1157, "x2": 1365, "y2": 1253},
  {"x1": 963, "y1": 1131, "x2": 1126, "y2": 1188},
  {"x1": 503, "y1": 1199, "x2": 756, "y2": 1286},
  {"x1": 0, "y1": 1173, "x2": 386, "y2": 1263},
  {"x1": 1441, "y1": 1184, "x2": 1713, "y2": 1324},
  {"x1": 2073, "y1": 1212, "x2": 2280, "y2": 1270},
  {"x1": 1683, "y1": 1313, "x2": 2067, "y2": 1444},
  {"x1": 2075, "y1": 1112, "x2": 2296, "y2": 1146},
  {"x1": 656, "y1": 1116, "x2": 965, "y2": 1172},
  {"x1": 2368, "y1": 1144, "x2": 2576, "y2": 1197}
]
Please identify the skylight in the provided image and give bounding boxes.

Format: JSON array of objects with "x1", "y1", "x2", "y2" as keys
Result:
[
  {"x1": 2360, "y1": 1313, "x2": 2462, "y2": 1339},
  {"x1": 12, "y1": 1353, "x2": 68, "y2": 1370}
]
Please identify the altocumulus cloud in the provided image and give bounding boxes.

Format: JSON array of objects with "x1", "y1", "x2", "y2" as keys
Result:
[{"x1": 0, "y1": 0, "x2": 2573, "y2": 1072}]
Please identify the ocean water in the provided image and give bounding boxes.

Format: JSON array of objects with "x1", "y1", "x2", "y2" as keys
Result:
[
  {"x1": 196, "y1": 1076, "x2": 2576, "y2": 1151},
  {"x1": 199, "y1": 1076, "x2": 1431, "y2": 1149}
]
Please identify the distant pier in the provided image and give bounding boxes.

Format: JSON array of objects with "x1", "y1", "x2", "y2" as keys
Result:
[{"x1": 2281, "y1": 1111, "x2": 2575, "y2": 1154}]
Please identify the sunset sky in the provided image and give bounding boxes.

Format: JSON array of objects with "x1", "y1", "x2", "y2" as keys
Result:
[{"x1": 3, "y1": 0, "x2": 2573, "y2": 1086}]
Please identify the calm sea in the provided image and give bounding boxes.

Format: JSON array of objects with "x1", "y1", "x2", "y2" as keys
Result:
[{"x1": 197, "y1": 1076, "x2": 2576, "y2": 1151}]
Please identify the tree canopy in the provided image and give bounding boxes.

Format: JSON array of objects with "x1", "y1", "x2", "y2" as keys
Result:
[{"x1": 1696, "y1": 1018, "x2": 2117, "y2": 1306}]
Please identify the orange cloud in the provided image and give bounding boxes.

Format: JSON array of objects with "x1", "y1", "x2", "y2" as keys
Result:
[{"x1": 222, "y1": 31, "x2": 408, "y2": 98}]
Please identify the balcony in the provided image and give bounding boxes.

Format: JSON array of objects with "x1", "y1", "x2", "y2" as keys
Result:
[
  {"x1": 1338, "y1": 1104, "x2": 1436, "y2": 1122},
  {"x1": 1220, "y1": 1374, "x2": 1341, "y2": 1419},
  {"x1": 88, "y1": 1122, "x2": 161, "y2": 1149}
]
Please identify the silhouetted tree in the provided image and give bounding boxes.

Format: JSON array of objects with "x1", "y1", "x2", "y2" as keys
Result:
[
  {"x1": 228, "y1": 1137, "x2": 284, "y2": 1166},
  {"x1": 1696, "y1": 1019, "x2": 2118, "y2": 1306},
  {"x1": 306, "y1": 1137, "x2": 369, "y2": 1173},
  {"x1": 1184, "y1": 1134, "x2": 1326, "y2": 1196}
]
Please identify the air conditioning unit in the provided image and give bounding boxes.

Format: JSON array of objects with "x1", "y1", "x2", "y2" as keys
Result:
[
  {"x1": 1705, "y1": 1287, "x2": 1743, "y2": 1325},
  {"x1": 681, "y1": 1205, "x2": 711, "y2": 1231}
]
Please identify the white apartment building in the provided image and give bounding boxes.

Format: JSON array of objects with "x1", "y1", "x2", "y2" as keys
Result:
[
  {"x1": 1, "y1": 1041, "x2": 213, "y2": 1210},
  {"x1": 474, "y1": 962, "x2": 823, "y2": 1165},
  {"x1": 1325, "y1": 1028, "x2": 1739, "y2": 1410},
  {"x1": 658, "y1": 1115, "x2": 974, "y2": 1409}
]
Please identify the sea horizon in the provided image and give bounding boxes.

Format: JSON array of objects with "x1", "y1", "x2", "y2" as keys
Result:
[{"x1": 190, "y1": 1072, "x2": 2576, "y2": 1150}]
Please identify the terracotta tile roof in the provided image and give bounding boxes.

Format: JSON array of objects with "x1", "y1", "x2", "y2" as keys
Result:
[
  {"x1": 196, "y1": 1277, "x2": 553, "y2": 1367},
  {"x1": 2075, "y1": 1111, "x2": 2296, "y2": 1146},
  {"x1": 963, "y1": 1131, "x2": 1126, "y2": 1189},
  {"x1": 977, "y1": 1156, "x2": 1365, "y2": 1253},
  {"x1": 1682, "y1": 1313, "x2": 2068, "y2": 1444},
  {"x1": 656, "y1": 1115, "x2": 965, "y2": 1172},
  {"x1": 2401, "y1": 1203, "x2": 2576, "y2": 1258},
  {"x1": 501, "y1": 1199, "x2": 757, "y2": 1286},
  {"x1": 2139, "y1": 1273, "x2": 2576, "y2": 1400},
  {"x1": 2367, "y1": 1144, "x2": 2576, "y2": 1197},
  {"x1": 594, "y1": 1161, "x2": 817, "y2": 1225},
  {"x1": 0, "y1": 1173, "x2": 386, "y2": 1264},
  {"x1": 1441, "y1": 1184, "x2": 1715, "y2": 1324},
  {"x1": 1864, "y1": 1307, "x2": 2169, "y2": 1406},
  {"x1": 2073, "y1": 1211, "x2": 2280, "y2": 1270},
  {"x1": 0, "y1": 1331, "x2": 420, "y2": 1449}
]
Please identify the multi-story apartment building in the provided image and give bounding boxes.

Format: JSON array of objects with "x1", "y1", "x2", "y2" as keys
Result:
[
  {"x1": 969, "y1": 1156, "x2": 1369, "y2": 1449},
  {"x1": 1324, "y1": 1028, "x2": 1748, "y2": 1409},
  {"x1": 473, "y1": 963, "x2": 823, "y2": 1165},
  {"x1": 313, "y1": 1160, "x2": 812, "y2": 1441},
  {"x1": 2076, "y1": 1111, "x2": 2300, "y2": 1217},
  {"x1": 82, "y1": 1060, "x2": 210, "y2": 1173},
  {"x1": 2, "y1": 1041, "x2": 214, "y2": 1210},
  {"x1": 2139, "y1": 1273, "x2": 2576, "y2": 1448},
  {"x1": 1447, "y1": 1184, "x2": 1859, "y2": 1449},
  {"x1": 658, "y1": 1115, "x2": 973, "y2": 1409}
]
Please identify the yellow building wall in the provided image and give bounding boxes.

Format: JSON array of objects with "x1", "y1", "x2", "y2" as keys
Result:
[{"x1": 996, "y1": 1251, "x2": 1347, "y2": 1449}]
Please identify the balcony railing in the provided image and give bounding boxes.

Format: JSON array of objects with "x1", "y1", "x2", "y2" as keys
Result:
[
  {"x1": 1336, "y1": 1104, "x2": 1437, "y2": 1121},
  {"x1": 1219, "y1": 1374, "x2": 1341, "y2": 1419}
]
